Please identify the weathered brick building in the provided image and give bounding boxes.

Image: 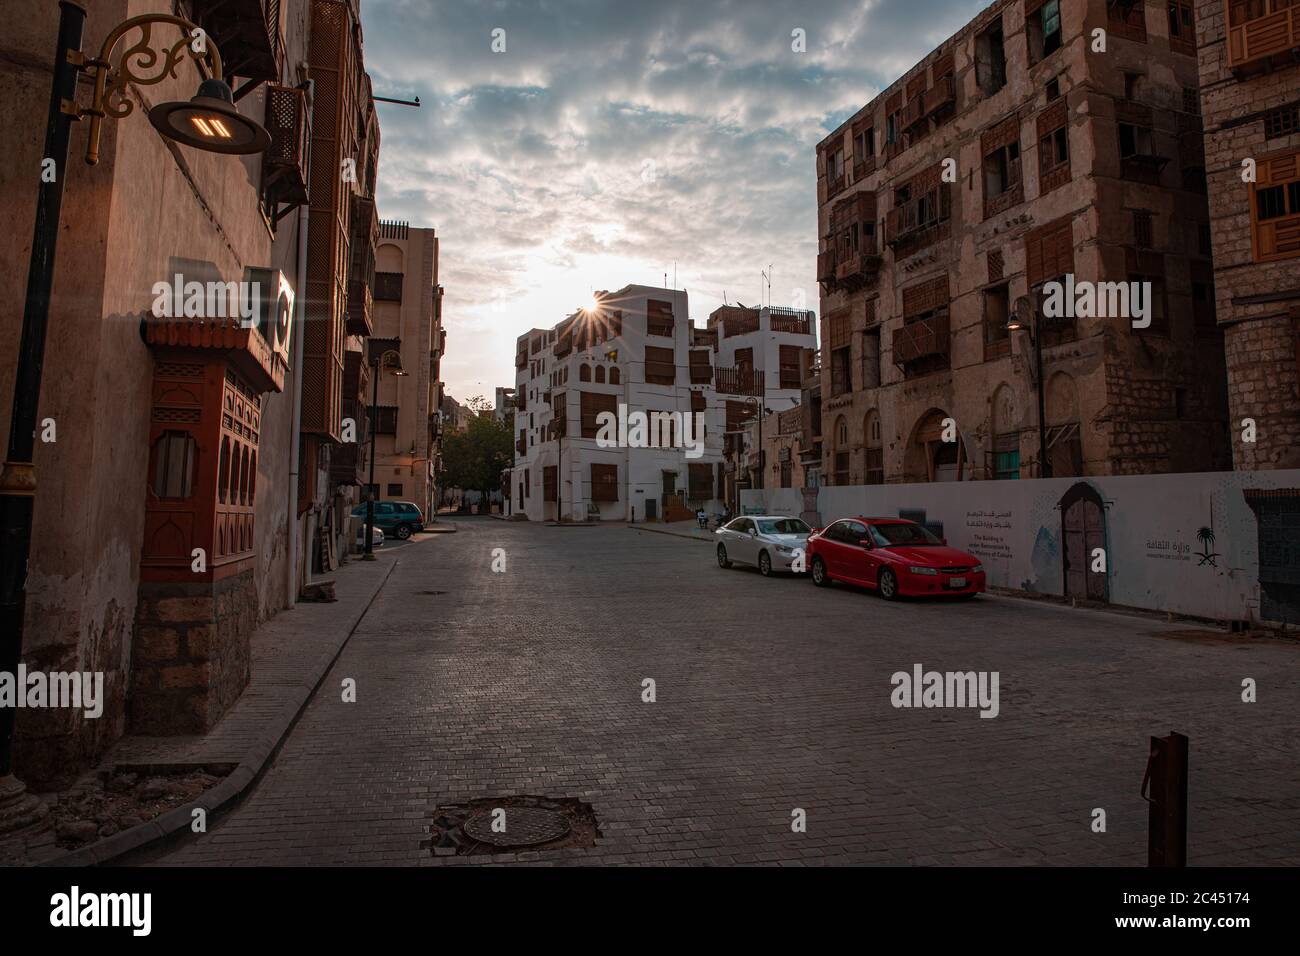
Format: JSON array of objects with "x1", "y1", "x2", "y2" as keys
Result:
[
  {"x1": 1194, "y1": 0, "x2": 1300, "y2": 470},
  {"x1": 815, "y1": 0, "x2": 1231, "y2": 486}
]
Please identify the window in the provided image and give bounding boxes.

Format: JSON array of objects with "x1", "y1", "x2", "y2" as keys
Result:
[
  {"x1": 780, "y1": 460, "x2": 793, "y2": 488},
  {"x1": 1182, "y1": 86, "x2": 1200, "y2": 115},
  {"x1": 1107, "y1": 0, "x2": 1147, "y2": 42},
  {"x1": 853, "y1": 124, "x2": 874, "y2": 166},
  {"x1": 591, "y1": 463, "x2": 619, "y2": 502},
  {"x1": 984, "y1": 284, "x2": 1011, "y2": 360},
  {"x1": 1038, "y1": 99, "x2": 1070, "y2": 195},
  {"x1": 1046, "y1": 77, "x2": 1061, "y2": 101},
  {"x1": 386, "y1": 483, "x2": 403, "y2": 497},
  {"x1": 994, "y1": 448, "x2": 1021, "y2": 480},
  {"x1": 595, "y1": 365, "x2": 605, "y2": 384},
  {"x1": 1250, "y1": 150, "x2": 1300, "y2": 262},
  {"x1": 1123, "y1": 72, "x2": 1141, "y2": 101},
  {"x1": 826, "y1": 145, "x2": 845, "y2": 192},
  {"x1": 688, "y1": 463, "x2": 712, "y2": 500},
  {"x1": 983, "y1": 138, "x2": 1022, "y2": 216},
  {"x1": 834, "y1": 452, "x2": 850, "y2": 486},
  {"x1": 579, "y1": 363, "x2": 591, "y2": 382},
  {"x1": 609, "y1": 366, "x2": 621, "y2": 385},
  {"x1": 644, "y1": 346, "x2": 675, "y2": 385},
  {"x1": 778, "y1": 345, "x2": 802, "y2": 389},
  {"x1": 1026, "y1": 216, "x2": 1077, "y2": 346},
  {"x1": 543, "y1": 466, "x2": 557, "y2": 502},
  {"x1": 830, "y1": 346, "x2": 852, "y2": 396},
  {"x1": 976, "y1": 19, "x2": 1007, "y2": 95},
  {"x1": 1167, "y1": 1, "x2": 1196, "y2": 55},
  {"x1": 689, "y1": 349, "x2": 711, "y2": 384},
  {"x1": 580, "y1": 391, "x2": 618, "y2": 438},
  {"x1": 646, "y1": 299, "x2": 674, "y2": 337},
  {"x1": 1264, "y1": 104, "x2": 1300, "y2": 140},
  {"x1": 218, "y1": 436, "x2": 231, "y2": 503},
  {"x1": 1028, "y1": 0, "x2": 1063, "y2": 63},
  {"x1": 1133, "y1": 209, "x2": 1153, "y2": 248},
  {"x1": 862, "y1": 326, "x2": 882, "y2": 388},
  {"x1": 151, "y1": 432, "x2": 197, "y2": 499}
]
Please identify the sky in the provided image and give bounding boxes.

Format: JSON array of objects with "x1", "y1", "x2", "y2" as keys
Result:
[{"x1": 362, "y1": 0, "x2": 989, "y2": 403}]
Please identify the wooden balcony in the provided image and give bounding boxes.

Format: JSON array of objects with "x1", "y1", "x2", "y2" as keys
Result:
[
  {"x1": 886, "y1": 188, "x2": 950, "y2": 247},
  {"x1": 714, "y1": 365, "x2": 762, "y2": 396},
  {"x1": 1227, "y1": 2, "x2": 1300, "y2": 73},
  {"x1": 262, "y1": 85, "x2": 309, "y2": 215},
  {"x1": 893, "y1": 313, "x2": 950, "y2": 365},
  {"x1": 193, "y1": 0, "x2": 282, "y2": 85},
  {"x1": 922, "y1": 73, "x2": 955, "y2": 117},
  {"x1": 515, "y1": 347, "x2": 528, "y2": 370},
  {"x1": 852, "y1": 155, "x2": 877, "y2": 182},
  {"x1": 817, "y1": 250, "x2": 837, "y2": 283}
]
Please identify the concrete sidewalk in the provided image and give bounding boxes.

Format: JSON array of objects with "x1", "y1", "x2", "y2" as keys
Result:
[{"x1": 43, "y1": 540, "x2": 413, "y2": 864}]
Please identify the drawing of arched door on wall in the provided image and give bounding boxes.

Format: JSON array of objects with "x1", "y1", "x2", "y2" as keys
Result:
[{"x1": 1059, "y1": 482, "x2": 1108, "y2": 602}]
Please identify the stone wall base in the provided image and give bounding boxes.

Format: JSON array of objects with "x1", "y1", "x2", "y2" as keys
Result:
[{"x1": 128, "y1": 571, "x2": 256, "y2": 735}]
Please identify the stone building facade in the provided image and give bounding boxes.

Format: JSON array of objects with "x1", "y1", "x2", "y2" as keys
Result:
[
  {"x1": 1194, "y1": 0, "x2": 1300, "y2": 470},
  {"x1": 815, "y1": 0, "x2": 1231, "y2": 487},
  {"x1": 0, "y1": 0, "x2": 385, "y2": 783},
  {"x1": 364, "y1": 221, "x2": 445, "y2": 519}
]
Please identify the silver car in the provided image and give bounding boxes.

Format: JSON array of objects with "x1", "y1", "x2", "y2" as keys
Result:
[{"x1": 715, "y1": 515, "x2": 811, "y2": 576}]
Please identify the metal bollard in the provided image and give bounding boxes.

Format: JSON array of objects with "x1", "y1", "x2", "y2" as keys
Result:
[{"x1": 1141, "y1": 731, "x2": 1189, "y2": 867}]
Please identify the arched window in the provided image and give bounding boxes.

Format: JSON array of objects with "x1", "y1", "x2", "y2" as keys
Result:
[
  {"x1": 150, "y1": 431, "x2": 197, "y2": 499},
  {"x1": 238, "y1": 445, "x2": 250, "y2": 505},
  {"x1": 248, "y1": 451, "x2": 257, "y2": 503},
  {"x1": 991, "y1": 384, "x2": 1020, "y2": 480},
  {"x1": 609, "y1": 367, "x2": 621, "y2": 385},
  {"x1": 579, "y1": 363, "x2": 591, "y2": 382},
  {"x1": 832, "y1": 416, "x2": 850, "y2": 485},
  {"x1": 218, "y1": 436, "x2": 231, "y2": 503},
  {"x1": 863, "y1": 409, "x2": 882, "y2": 485},
  {"x1": 595, "y1": 365, "x2": 606, "y2": 383}
]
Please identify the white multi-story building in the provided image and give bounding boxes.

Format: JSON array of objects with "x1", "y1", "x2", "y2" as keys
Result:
[{"x1": 511, "y1": 285, "x2": 816, "y2": 522}]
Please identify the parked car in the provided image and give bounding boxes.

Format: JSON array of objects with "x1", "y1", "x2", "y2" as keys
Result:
[
  {"x1": 350, "y1": 500, "x2": 425, "y2": 540},
  {"x1": 806, "y1": 517, "x2": 985, "y2": 599},
  {"x1": 355, "y1": 525, "x2": 385, "y2": 550},
  {"x1": 715, "y1": 515, "x2": 812, "y2": 576}
]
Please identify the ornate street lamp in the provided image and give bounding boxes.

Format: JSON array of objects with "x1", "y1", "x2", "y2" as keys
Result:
[
  {"x1": 0, "y1": 2, "x2": 268, "y2": 834},
  {"x1": 364, "y1": 350, "x2": 407, "y2": 559}
]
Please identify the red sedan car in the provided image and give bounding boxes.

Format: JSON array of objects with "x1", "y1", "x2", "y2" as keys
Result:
[{"x1": 806, "y1": 517, "x2": 985, "y2": 599}]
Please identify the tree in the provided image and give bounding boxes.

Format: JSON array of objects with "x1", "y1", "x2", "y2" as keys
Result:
[{"x1": 437, "y1": 400, "x2": 513, "y2": 505}]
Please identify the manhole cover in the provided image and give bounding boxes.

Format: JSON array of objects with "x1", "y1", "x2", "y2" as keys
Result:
[{"x1": 463, "y1": 806, "x2": 571, "y2": 848}]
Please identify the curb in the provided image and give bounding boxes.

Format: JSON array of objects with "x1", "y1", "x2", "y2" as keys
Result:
[
  {"x1": 41, "y1": 557, "x2": 400, "y2": 867},
  {"x1": 627, "y1": 524, "x2": 715, "y2": 543}
]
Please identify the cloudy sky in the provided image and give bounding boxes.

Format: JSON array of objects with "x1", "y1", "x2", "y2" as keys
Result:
[{"x1": 363, "y1": 0, "x2": 987, "y2": 402}]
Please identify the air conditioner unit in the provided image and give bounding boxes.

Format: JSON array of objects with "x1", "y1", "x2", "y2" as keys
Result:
[{"x1": 245, "y1": 266, "x2": 295, "y2": 366}]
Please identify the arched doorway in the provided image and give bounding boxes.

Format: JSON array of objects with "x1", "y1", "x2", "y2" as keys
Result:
[
  {"x1": 905, "y1": 409, "x2": 968, "y2": 482},
  {"x1": 1059, "y1": 481, "x2": 1107, "y2": 602}
]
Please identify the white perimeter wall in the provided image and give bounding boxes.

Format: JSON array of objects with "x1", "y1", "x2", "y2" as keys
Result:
[{"x1": 741, "y1": 470, "x2": 1300, "y2": 622}]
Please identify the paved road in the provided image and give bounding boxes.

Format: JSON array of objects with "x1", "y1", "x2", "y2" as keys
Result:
[{"x1": 156, "y1": 518, "x2": 1300, "y2": 865}]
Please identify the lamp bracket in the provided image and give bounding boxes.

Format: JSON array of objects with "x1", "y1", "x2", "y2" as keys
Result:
[{"x1": 80, "y1": 14, "x2": 224, "y2": 165}]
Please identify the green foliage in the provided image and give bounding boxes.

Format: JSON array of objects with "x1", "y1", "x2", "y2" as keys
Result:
[{"x1": 438, "y1": 396, "x2": 513, "y2": 495}]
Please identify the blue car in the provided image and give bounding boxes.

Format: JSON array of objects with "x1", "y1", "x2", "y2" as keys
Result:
[{"x1": 352, "y1": 500, "x2": 425, "y2": 540}]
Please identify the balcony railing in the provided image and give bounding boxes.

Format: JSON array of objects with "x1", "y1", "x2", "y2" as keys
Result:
[
  {"x1": 1226, "y1": 1, "x2": 1300, "y2": 71},
  {"x1": 886, "y1": 188, "x2": 950, "y2": 246},
  {"x1": 722, "y1": 313, "x2": 760, "y2": 337},
  {"x1": 769, "y1": 311, "x2": 812, "y2": 335},
  {"x1": 714, "y1": 365, "x2": 762, "y2": 396},
  {"x1": 922, "y1": 73, "x2": 955, "y2": 117},
  {"x1": 893, "y1": 312, "x2": 951, "y2": 365}
]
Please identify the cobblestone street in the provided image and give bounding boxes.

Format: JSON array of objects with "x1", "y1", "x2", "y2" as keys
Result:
[{"x1": 155, "y1": 518, "x2": 1300, "y2": 866}]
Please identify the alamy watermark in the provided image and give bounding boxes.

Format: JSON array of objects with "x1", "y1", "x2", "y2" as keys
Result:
[
  {"x1": 150, "y1": 274, "x2": 262, "y2": 324},
  {"x1": 0, "y1": 666, "x2": 104, "y2": 718},
  {"x1": 890, "y1": 664, "x2": 999, "y2": 719},
  {"x1": 1042, "y1": 274, "x2": 1153, "y2": 329},
  {"x1": 595, "y1": 404, "x2": 704, "y2": 459}
]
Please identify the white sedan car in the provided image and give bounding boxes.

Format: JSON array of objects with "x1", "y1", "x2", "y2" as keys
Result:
[{"x1": 715, "y1": 515, "x2": 812, "y2": 576}]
